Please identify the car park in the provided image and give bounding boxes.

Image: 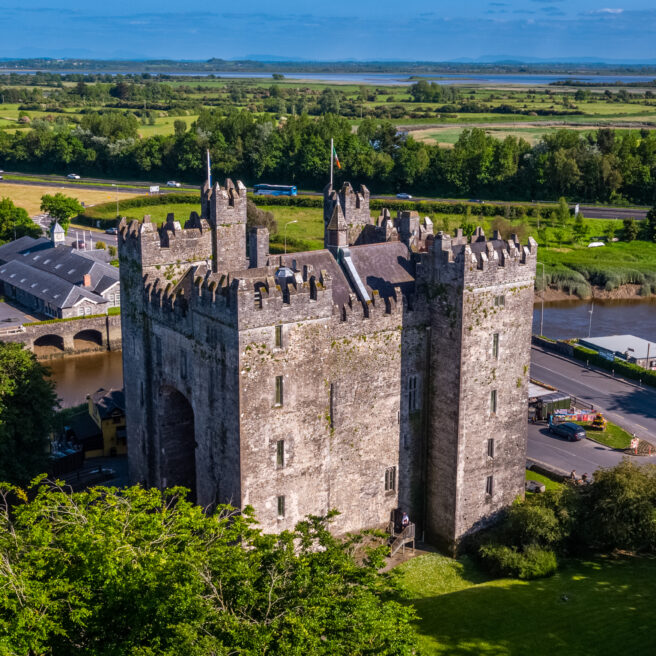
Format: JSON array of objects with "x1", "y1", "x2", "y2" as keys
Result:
[
  {"x1": 166, "y1": 180, "x2": 181, "y2": 187},
  {"x1": 548, "y1": 420, "x2": 586, "y2": 442},
  {"x1": 396, "y1": 192, "x2": 412, "y2": 199},
  {"x1": 67, "y1": 173, "x2": 81, "y2": 180}
]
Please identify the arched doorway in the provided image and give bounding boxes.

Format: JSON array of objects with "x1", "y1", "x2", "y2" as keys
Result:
[
  {"x1": 33, "y1": 334, "x2": 65, "y2": 357},
  {"x1": 158, "y1": 386, "x2": 197, "y2": 501},
  {"x1": 73, "y1": 329, "x2": 103, "y2": 351}
]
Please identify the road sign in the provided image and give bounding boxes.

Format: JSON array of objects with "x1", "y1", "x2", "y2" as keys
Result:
[{"x1": 149, "y1": 185, "x2": 160, "y2": 194}]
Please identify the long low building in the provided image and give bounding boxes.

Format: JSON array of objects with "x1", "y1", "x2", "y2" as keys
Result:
[
  {"x1": 579, "y1": 334, "x2": 656, "y2": 370},
  {"x1": 0, "y1": 227, "x2": 120, "y2": 320}
]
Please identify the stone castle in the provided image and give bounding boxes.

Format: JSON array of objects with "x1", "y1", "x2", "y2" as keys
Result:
[{"x1": 118, "y1": 179, "x2": 537, "y2": 550}]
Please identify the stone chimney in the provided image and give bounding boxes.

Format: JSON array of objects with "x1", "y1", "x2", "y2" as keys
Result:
[{"x1": 83, "y1": 274, "x2": 92, "y2": 288}]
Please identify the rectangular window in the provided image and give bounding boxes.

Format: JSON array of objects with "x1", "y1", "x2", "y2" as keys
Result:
[
  {"x1": 385, "y1": 466, "x2": 396, "y2": 492},
  {"x1": 275, "y1": 376, "x2": 283, "y2": 406},
  {"x1": 275, "y1": 325, "x2": 283, "y2": 348},
  {"x1": 490, "y1": 389, "x2": 497, "y2": 414},
  {"x1": 114, "y1": 292, "x2": 120, "y2": 306},
  {"x1": 155, "y1": 336, "x2": 162, "y2": 368},
  {"x1": 486, "y1": 475, "x2": 494, "y2": 496},
  {"x1": 492, "y1": 333, "x2": 499, "y2": 359},
  {"x1": 408, "y1": 375, "x2": 419, "y2": 412},
  {"x1": 276, "y1": 440, "x2": 285, "y2": 469},
  {"x1": 487, "y1": 438, "x2": 495, "y2": 458},
  {"x1": 77, "y1": 307, "x2": 84, "y2": 316},
  {"x1": 329, "y1": 383, "x2": 335, "y2": 428},
  {"x1": 180, "y1": 353, "x2": 187, "y2": 380},
  {"x1": 277, "y1": 495, "x2": 285, "y2": 518},
  {"x1": 494, "y1": 294, "x2": 506, "y2": 307}
]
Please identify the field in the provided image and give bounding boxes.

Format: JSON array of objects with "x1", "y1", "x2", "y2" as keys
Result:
[
  {"x1": 396, "y1": 553, "x2": 656, "y2": 655},
  {"x1": 0, "y1": 182, "x2": 142, "y2": 216}
]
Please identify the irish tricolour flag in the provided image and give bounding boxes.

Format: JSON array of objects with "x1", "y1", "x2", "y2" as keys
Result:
[{"x1": 332, "y1": 144, "x2": 341, "y2": 169}]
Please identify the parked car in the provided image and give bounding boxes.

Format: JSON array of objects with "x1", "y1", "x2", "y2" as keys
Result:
[
  {"x1": 548, "y1": 420, "x2": 586, "y2": 442},
  {"x1": 75, "y1": 240, "x2": 86, "y2": 250},
  {"x1": 0, "y1": 175, "x2": 3, "y2": 181},
  {"x1": 396, "y1": 192, "x2": 412, "y2": 199},
  {"x1": 105, "y1": 227, "x2": 118, "y2": 235},
  {"x1": 67, "y1": 173, "x2": 81, "y2": 180},
  {"x1": 166, "y1": 180, "x2": 181, "y2": 187}
]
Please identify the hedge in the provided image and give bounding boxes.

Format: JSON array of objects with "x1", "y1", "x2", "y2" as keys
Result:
[{"x1": 572, "y1": 344, "x2": 656, "y2": 388}]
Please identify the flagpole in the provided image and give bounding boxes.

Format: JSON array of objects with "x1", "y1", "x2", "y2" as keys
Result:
[
  {"x1": 330, "y1": 138, "x2": 334, "y2": 189},
  {"x1": 206, "y1": 149, "x2": 212, "y2": 187}
]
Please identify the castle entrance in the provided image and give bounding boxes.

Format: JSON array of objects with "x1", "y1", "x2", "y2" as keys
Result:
[{"x1": 158, "y1": 386, "x2": 197, "y2": 502}]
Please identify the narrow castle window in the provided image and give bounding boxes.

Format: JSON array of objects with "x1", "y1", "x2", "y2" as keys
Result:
[
  {"x1": 487, "y1": 438, "x2": 495, "y2": 458},
  {"x1": 276, "y1": 440, "x2": 285, "y2": 469},
  {"x1": 492, "y1": 333, "x2": 499, "y2": 359},
  {"x1": 329, "y1": 383, "x2": 335, "y2": 428},
  {"x1": 275, "y1": 325, "x2": 283, "y2": 348},
  {"x1": 486, "y1": 475, "x2": 494, "y2": 496},
  {"x1": 490, "y1": 389, "x2": 497, "y2": 414},
  {"x1": 275, "y1": 376, "x2": 284, "y2": 406},
  {"x1": 277, "y1": 495, "x2": 286, "y2": 518},
  {"x1": 180, "y1": 353, "x2": 187, "y2": 380},
  {"x1": 155, "y1": 335, "x2": 162, "y2": 368},
  {"x1": 494, "y1": 294, "x2": 506, "y2": 307},
  {"x1": 385, "y1": 466, "x2": 396, "y2": 492},
  {"x1": 408, "y1": 375, "x2": 419, "y2": 412}
]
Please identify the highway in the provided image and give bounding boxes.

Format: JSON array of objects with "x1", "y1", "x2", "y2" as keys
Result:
[{"x1": 527, "y1": 346, "x2": 656, "y2": 474}]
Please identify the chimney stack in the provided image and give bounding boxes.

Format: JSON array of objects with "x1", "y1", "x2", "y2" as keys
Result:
[{"x1": 83, "y1": 274, "x2": 92, "y2": 288}]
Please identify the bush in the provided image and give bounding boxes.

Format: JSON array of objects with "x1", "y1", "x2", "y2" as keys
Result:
[
  {"x1": 246, "y1": 199, "x2": 278, "y2": 234},
  {"x1": 478, "y1": 544, "x2": 558, "y2": 580},
  {"x1": 108, "y1": 245, "x2": 117, "y2": 256},
  {"x1": 95, "y1": 240, "x2": 106, "y2": 250}
]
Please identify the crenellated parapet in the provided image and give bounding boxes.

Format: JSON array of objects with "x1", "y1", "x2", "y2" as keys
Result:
[{"x1": 323, "y1": 181, "x2": 372, "y2": 245}]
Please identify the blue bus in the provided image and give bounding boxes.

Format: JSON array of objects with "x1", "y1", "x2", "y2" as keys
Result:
[{"x1": 253, "y1": 183, "x2": 298, "y2": 197}]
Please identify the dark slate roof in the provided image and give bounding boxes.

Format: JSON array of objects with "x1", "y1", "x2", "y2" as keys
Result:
[
  {"x1": 0, "y1": 236, "x2": 51, "y2": 264},
  {"x1": 68, "y1": 412, "x2": 102, "y2": 442},
  {"x1": 14, "y1": 246, "x2": 119, "y2": 294},
  {"x1": 279, "y1": 249, "x2": 354, "y2": 307},
  {"x1": 347, "y1": 241, "x2": 415, "y2": 300},
  {"x1": 0, "y1": 259, "x2": 107, "y2": 309},
  {"x1": 90, "y1": 388, "x2": 126, "y2": 420}
]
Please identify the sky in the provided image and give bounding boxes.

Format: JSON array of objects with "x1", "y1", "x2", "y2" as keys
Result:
[{"x1": 1, "y1": 0, "x2": 656, "y2": 62}]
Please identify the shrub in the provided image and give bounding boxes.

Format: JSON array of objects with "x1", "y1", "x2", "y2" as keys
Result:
[
  {"x1": 108, "y1": 245, "x2": 117, "y2": 256},
  {"x1": 478, "y1": 544, "x2": 558, "y2": 580},
  {"x1": 95, "y1": 240, "x2": 106, "y2": 250}
]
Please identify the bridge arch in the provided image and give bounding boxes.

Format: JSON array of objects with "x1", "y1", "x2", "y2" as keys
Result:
[
  {"x1": 33, "y1": 334, "x2": 65, "y2": 357},
  {"x1": 73, "y1": 329, "x2": 104, "y2": 351},
  {"x1": 158, "y1": 385, "x2": 197, "y2": 501}
]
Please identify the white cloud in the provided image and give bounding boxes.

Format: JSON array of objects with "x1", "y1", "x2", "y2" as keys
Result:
[{"x1": 591, "y1": 8, "x2": 624, "y2": 14}]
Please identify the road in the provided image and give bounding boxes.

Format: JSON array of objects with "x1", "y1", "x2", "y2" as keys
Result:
[{"x1": 527, "y1": 346, "x2": 656, "y2": 474}]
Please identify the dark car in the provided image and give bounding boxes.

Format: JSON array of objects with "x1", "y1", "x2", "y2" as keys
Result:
[
  {"x1": 105, "y1": 227, "x2": 118, "y2": 235},
  {"x1": 548, "y1": 420, "x2": 586, "y2": 442}
]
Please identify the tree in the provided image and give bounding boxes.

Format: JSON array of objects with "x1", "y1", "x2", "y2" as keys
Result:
[
  {"x1": 646, "y1": 205, "x2": 656, "y2": 241},
  {"x1": 0, "y1": 484, "x2": 418, "y2": 655},
  {"x1": 0, "y1": 342, "x2": 58, "y2": 486},
  {"x1": 173, "y1": 119, "x2": 187, "y2": 137},
  {"x1": 40, "y1": 193, "x2": 84, "y2": 234},
  {"x1": 556, "y1": 196, "x2": 571, "y2": 227},
  {"x1": 622, "y1": 217, "x2": 638, "y2": 242},
  {"x1": 603, "y1": 221, "x2": 616, "y2": 243},
  {"x1": 0, "y1": 197, "x2": 41, "y2": 243},
  {"x1": 572, "y1": 212, "x2": 589, "y2": 243}
]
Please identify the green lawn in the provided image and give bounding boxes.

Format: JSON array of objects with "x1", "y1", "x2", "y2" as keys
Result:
[
  {"x1": 89, "y1": 202, "x2": 201, "y2": 224},
  {"x1": 396, "y1": 553, "x2": 656, "y2": 655},
  {"x1": 574, "y1": 419, "x2": 633, "y2": 450},
  {"x1": 525, "y1": 470, "x2": 562, "y2": 492}
]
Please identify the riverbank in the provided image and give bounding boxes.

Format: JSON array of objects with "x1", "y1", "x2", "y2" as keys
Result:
[{"x1": 535, "y1": 282, "x2": 651, "y2": 302}]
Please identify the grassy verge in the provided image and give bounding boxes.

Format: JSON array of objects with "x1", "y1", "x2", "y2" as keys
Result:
[
  {"x1": 525, "y1": 469, "x2": 562, "y2": 492},
  {"x1": 396, "y1": 553, "x2": 656, "y2": 655},
  {"x1": 574, "y1": 419, "x2": 633, "y2": 449}
]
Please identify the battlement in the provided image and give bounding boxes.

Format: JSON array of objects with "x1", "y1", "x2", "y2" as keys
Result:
[
  {"x1": 208, "y1": 179, "x2": 247, "y2": 227},
  {"x1": 118, "y1": 213, "x2": 212, "y2": 269},
  {"x1": 323, "y1": 181, "x2": 371, "y2": 229},
  {"x1": 419, "y1": 227, "x2": 537, "y2": 285}
]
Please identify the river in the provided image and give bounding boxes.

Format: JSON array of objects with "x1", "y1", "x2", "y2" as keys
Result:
[{"x1": 45, "y1": 299, "x2": 656, "y2": 406}]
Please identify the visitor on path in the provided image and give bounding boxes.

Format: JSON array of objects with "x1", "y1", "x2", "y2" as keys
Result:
[{"x1": 401, "y1": 512, "x2": 410, "y2": 529}]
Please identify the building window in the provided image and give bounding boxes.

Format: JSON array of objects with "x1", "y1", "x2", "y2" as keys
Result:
[
  {"x1": 277, "y1": 495, "x2": 285, "y2": 518},
  {"x1": 275, "y1": 376, "x2": 283, "y2": 406},
  {"x1": 408, "y1": 375, "x2": 419, "y2": 412},
  {"x1": 490, "y1": 389, "x2": 497, "y2": 414},
  {"x1": 492, "y1": 333, "x2": 499, "y2": 359},
  {"x1": 487, "y1": 438, "x2": 495, "y2": 458},
  {"x1": 329, "y1": 383, "x2": 335, "y2": 428},
  {"x1": 275, "y1": 325, "x2": 283, "y2": 348},
  {"x1": 276, "y1": 440, "x2": 285, "y2": 469},
  {"x1": 180, "y1": 353, "x2": 187, "y2": 380},
  {"x1": 385, "y1": 466, "x2": 396, "y2": 492},
  {"x1": 494, "y1": 294, "x2": 505, "y2": 307},
  {"x1": 486, "y1": 475, "x2": 494, "y2": 496}
]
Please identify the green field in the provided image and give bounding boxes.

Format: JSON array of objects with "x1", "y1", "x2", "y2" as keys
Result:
[
  {"x1": 575, "y1": 420, "x2": 634, "y2": 450},
  {"x1": 396, "y1": 553, "x2": 656, "y2": 655},
  {"x1": 525, "y1": 470, "x2": 562, "y2": 492}
]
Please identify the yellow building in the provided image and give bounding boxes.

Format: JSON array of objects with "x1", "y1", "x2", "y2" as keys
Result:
[{"x1": 86, "y1": 388, "x2": 126, "y2": 458}]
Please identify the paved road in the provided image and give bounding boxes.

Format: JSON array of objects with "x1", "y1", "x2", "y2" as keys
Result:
[
  {"x1": 528, "y1": 346, "x2": 656, "y2": 473},
  {"x1": 578, "y1": 205, "x2": 647, "y2": 221}
]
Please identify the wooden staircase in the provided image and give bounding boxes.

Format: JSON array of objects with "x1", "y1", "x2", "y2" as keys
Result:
[{"x1": 389, "y1": 522, "x2": 416, "y2": 557}]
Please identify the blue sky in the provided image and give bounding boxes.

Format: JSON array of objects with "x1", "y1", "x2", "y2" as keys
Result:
[{"x1": 1, "y1": 1, "x2": 655, "y2": 61}]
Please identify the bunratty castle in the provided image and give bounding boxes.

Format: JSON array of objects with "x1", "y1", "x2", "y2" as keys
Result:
[{"x1": 118, "y1": 179, "x2": 537, "y2": 551}]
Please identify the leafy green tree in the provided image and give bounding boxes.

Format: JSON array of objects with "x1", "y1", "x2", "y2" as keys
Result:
[
  {"x1": 556, "y1": 197, "x2": 571, "y2": 227},
  {"x1": 572, "y1": 212, "x2": 589, "y2": 243},
  {"x1": 0, "y1": 484, "x2": 417, "y2": 655},
  {"x1": 0, "y1": 342, "x2": 58, "y2": 485},
  {"x1": 40, "y1": 193, "x2": 84, "y2": 234},
  {"x1": 646, "y1": 205, "x2": 656, "y2": 241},
  {"x1": 622, "y1": 217, "x2": 639, "y2": 242},
  {"x1": 173, "y1": 119, "x2": 187, "y2": 137},
  {"x1": 603, "y1": 221, "x2": 616, "y2": 243},
  {"x1": 0, "y1": 197, "x2": 41, "y2": 243}
]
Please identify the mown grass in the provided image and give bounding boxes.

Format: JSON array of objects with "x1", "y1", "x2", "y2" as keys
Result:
[
  {"x1": 574, "y1": 419, "x2": 634, "y2": 450},
  {"x1": 396, "y1": 553, "x2": 656, "y2": 655},
  {"x1": 525, "y1": 470, "x2": 562, "y2": 492}
]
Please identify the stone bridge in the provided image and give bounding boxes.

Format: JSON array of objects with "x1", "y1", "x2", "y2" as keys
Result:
[{"x1": 0, "y1": 314, "x2": 122, "y2": 359}]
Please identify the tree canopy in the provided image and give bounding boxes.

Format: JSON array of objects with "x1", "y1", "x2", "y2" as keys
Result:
[
  {"x1": 40, "y1": 193, "x2": 84, "y2": 233},
  {"x1": 0, "y1": 198, "x2": 41, "y2": 244},
  {"x1": 0, "y1": 342, "x2": 58, "y2": 486},
  {"x1": 0, "y1": 483, "x2": 417, "y2": 655}
]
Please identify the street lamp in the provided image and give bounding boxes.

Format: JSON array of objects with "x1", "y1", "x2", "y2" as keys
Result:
[
  {"x1": 111, "y1": 183, "x2": 119, "y2": 218},
  {"x1": 536, "y1": 262, "x2": 545, "y2": 336},
  {"x1": 283, "y1": 220, "x2": 297, "y2": 255},
  {"x1": 587, "y1": 299, "x2": 594, "y2": 338}
]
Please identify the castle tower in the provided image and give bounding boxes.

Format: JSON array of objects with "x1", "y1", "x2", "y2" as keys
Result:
[
  {"x1": 208, "y1": 179, "x2": 248, "y2": 272},
  {"x1": 420, "y1": 228, "x2": 537, "y2": 552},
  {"x1": 325, "y1": 203, "x2": 348, "y2": 252},
  {"x1": 323, "y1": 181, "x2": 371, "y2": 245}
]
